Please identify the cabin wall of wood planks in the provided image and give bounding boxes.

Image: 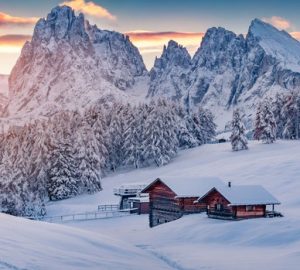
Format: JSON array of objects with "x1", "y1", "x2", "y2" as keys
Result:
[
  {"x1": 235, "y1": 205, "x2": 266, "y2": 218},
  {"x1": 146, "y1": 180, "x2": 207, "y2": 227},
  {"x1": 203, "y1": 189, "x2": 231, "y2": 211}
]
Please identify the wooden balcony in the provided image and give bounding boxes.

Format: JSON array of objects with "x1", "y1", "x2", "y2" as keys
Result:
[{"x1": 207, "y1": 209, "x2": 236, "y2": 220}]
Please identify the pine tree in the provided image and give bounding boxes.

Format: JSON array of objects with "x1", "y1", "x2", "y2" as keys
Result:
[
  {"x1": 230, "y1": 109, "x2": 248, "y2": 151},
  {"x1": 254, "y1": 102, "x2": 263, "y2": 140},
  {"x1": 260, "y1": 99, "x2": 277, "y2": 144},
  {"x1": 142, "y1": 99, "x2": 178, "y2": 166}
]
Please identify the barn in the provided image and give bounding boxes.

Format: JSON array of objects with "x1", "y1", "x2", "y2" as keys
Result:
[
  {"x1": 197, "y1": 182, "x2": 281, "y2": 220},
  {"x1": 141, "y1": 176, "x2": 224, "y2": 227}
]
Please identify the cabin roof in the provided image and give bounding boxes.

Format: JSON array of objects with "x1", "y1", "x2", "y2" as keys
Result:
[
  {"x1": 198, "y1": 185, "x2": 280, "y2": 206},
  {"x1": 142, "y1": 176, "x2": 225, "y2": 198}
]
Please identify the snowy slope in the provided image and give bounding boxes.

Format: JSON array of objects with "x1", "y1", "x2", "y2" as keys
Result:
[
  {"x1": 47, "y1": 141, "x2": 300, "y2": 269},
  {"x1": 250, "y1": 18, "x2": 300, "y2": 72},
  {"x1": 0, "y1": 213, "x2": 171, "y2": 270}
]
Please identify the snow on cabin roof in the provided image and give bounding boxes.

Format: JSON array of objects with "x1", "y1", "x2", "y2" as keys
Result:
[
  {"x1": 142, "y1": 176, "x2": 225, "y2": 198},
  {"x1": 116, "y1": 183, "x2": 148, "y2": 189},
  {"x1": 199, "y1": 185, "x2": 280, "y2": 206}
]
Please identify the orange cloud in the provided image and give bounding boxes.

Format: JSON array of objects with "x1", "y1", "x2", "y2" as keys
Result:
[
  {"x1": 262, "y1": 16, "x2": 291, "y2": 30},
  {"x1": 0, "y1": 12, "x2": 38, "y2": 27},
  {"x1": 0, "y1": 35, "x2": 31, "y2": 53},
  {"x1": 290, "y1": 32, "x2": 300, "y2": 41},
  {"x1": 126, "y1": 31, "x2": 204, "y2": 54},
  {"x1": 62, "y1": 0, "x2": 116, "y2": 20}
]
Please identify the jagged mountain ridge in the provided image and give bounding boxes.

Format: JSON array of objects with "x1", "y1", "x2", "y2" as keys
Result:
[
  {"x1": 4, "y1": 5, "x2": 300, "y2": 130},
  {"x1": 6, "y1": 6, "x2": 148, "y2": 118},
  {"x1": 149, "y1": 19, "x2": 300, "y2": 129}
]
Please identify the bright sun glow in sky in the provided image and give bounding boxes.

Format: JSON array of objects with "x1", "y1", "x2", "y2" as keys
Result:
[{"x1": 1, "y1": 0, "x2": 300, "y2": 74}]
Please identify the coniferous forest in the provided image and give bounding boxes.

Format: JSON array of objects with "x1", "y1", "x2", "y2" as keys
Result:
[{"x1": 0, "y1": 99, "x2": 216, "y2": 217}]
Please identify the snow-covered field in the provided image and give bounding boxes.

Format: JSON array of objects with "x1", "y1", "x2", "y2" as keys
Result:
[{"x1": 2, "y1": 141, "x2": 300, "y2": 269}]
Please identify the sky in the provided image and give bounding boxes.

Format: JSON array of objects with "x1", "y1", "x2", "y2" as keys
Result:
[{"x1": 1, "y1": 0, "x2": 300, "y2": 74}]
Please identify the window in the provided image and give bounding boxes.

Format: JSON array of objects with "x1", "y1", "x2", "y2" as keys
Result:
[{"x1": 246, "y1": 205, "x2": 255, "y2": 211}]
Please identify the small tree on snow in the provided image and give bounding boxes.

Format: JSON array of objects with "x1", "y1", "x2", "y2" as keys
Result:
[{"x1": 230, "y1": 109, "x2": 248, "y2": 151}]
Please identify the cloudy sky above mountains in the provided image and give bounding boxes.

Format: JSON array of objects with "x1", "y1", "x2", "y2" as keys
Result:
[{"x1": 0, "y1": 0, "x2": 300, "y2": 74}]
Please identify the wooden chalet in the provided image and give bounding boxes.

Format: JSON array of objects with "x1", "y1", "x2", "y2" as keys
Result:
[
  {"x1": 197, "y1": 182, "x2": 281, "y2": 220},
  {"x1": 141, "y1": 176, "x2": 224, "y2": 227}
]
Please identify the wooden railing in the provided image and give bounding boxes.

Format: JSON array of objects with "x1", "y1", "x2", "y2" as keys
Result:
[
  {"x1": 208, "y1": 209, "x2": 233, "y2": 218},
  {"x1": 98, "y1": 204, "x2": 119, "y2": 212}
]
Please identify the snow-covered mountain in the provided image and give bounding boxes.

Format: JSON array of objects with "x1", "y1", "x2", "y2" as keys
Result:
[
  {"x1": 5, "y1": 6, "x2": 148, "y2": 117},
  {"x1": 149, "y1": 19, "x2": 300, "y2": 129},
  {"x1": 4, "y1": 8, "x2": 300, "y2": 130},
  {"x1": 147, "y1": 40, "x2": 191, "y2": 100}
]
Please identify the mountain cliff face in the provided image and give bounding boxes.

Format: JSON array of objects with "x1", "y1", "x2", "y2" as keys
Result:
[
  {"x1": 148, "y1": 19, "x2": 300, "y2": 129},
  {"x1": 0, "y1": 75, "x2": 8, "y2": 114},
  {"x1": 6, "y1": 6, "x2": 147, "y2": 117},
  {"x1": 147, "y1": 40, "x2": 191, "y2": 100}
]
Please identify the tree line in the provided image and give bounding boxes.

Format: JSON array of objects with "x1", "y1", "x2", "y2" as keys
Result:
[{"x1": 0, "y1": 99, "x2": 216, "y2": 217}]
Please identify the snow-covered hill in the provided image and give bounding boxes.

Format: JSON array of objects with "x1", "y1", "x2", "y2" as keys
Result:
[
  {"x1": 0, "y1": 213, "x2": 171, "y2": 270},
  {"x1": 47, "y1": 140, "x2": 300, "y2": 269},
  {"x1": 5, "y1": 6, "x2": 148, "y2": 118}
]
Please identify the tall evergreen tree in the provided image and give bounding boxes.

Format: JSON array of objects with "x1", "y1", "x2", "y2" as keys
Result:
[{"x1": 230, "y1": 109, "x2": 248, "y2": 151}]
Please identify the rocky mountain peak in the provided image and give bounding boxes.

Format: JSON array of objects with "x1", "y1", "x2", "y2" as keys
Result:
[
  {"x1": 192, "y1": 27, "x2": 245, "y2": 71},
  {"x1": 7, "y1": 6, "x2": 148, "y2": 118},
  {"x1": 153, "y1": 40, "x2": 191, "y2": 71}
]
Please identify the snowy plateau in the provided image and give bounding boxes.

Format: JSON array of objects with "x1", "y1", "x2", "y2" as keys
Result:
[{"x1": 1, "y1": 141, "x2": 300, "y2": 270}]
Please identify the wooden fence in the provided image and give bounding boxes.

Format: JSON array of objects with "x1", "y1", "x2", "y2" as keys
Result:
[{"x1": 42, "y1": 209, "x2": 135, "y2": 223}]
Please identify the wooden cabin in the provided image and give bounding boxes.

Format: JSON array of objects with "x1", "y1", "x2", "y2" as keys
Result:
[
  {"x1": 197, "y1": 182, "x2": 281, "y2": 220},
  {"x1": 113, "y1": 183, "x2": 147, "y2": 210},
  {"x1": 141, "y1": 176, "x2": 224, "y2": 227},
  {"x1": 128, "y1": 195, "x2": 149, "y2": 215}
]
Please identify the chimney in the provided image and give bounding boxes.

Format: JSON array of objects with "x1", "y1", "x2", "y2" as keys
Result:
[{"x1": 228, "y1": 181, "x2": 231, "y2": 188}]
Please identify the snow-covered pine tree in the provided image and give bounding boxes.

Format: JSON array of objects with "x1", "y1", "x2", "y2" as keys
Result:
[
  {"x1": 142, "y1": 99, "x2": 178, "y2": 166},
  {"x1": 123, "y1": 104, "x2": 146, "y2": 168},
  {"x1": 254, "y1": 102, "x2": 263, "y2": 140},
  {"x1": 260, "y1": 99, "x2": 277, "y2": 144},
  {"x1": 271, "y1": 93, "x2": 285, "y2": 138},
  {"x1": 281, "y1": 92, "x2": 300, "y2": 139},
  {"x1": 198, "y1": 107, "x2": 217, "y2": 144},
  {"x1": 172, "y1": 102, "x2": 197, "y2": 149},
  {"x1": 75, "y1": 115, "x2": 102, "y2": 194},
  {"x1": 230, "y1": 109, "x2": 248, "y2": 151}
]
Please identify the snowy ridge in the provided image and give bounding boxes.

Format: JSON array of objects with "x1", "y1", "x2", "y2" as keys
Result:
[{"x1": 249, "y1": 19, "x2": 300, "y2": 72}]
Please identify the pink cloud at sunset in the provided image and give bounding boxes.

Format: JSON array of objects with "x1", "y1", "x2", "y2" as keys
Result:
[{"x1": 0, "y1": 11, "x2": 38, "y2": 27}]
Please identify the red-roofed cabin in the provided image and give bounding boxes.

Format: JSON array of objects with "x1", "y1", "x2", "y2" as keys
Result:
[
  {"x1": 141, "y1": 177, "x2": 224, "y2": 227},
  {"x1": 197, "y1": 182, "x2": 282, "y2": 220}
]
